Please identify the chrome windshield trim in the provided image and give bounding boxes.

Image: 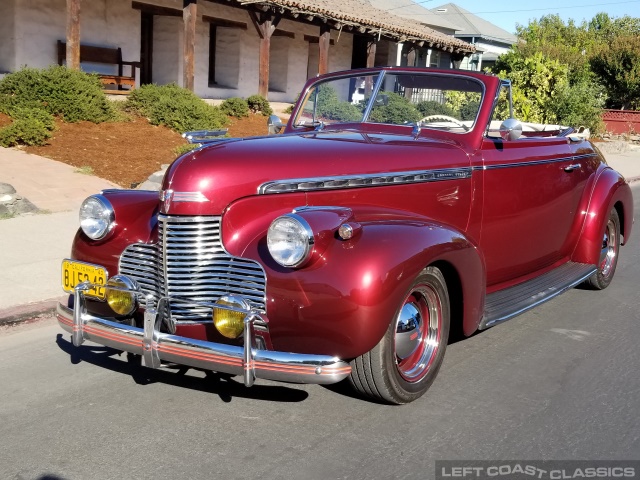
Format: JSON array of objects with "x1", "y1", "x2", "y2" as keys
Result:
[
  {"x1": 258, "y1": 167, "x2": 472, "y2": 194},
  {"x1": 361, "y1": 71, "x2": 387, "y2": 121}
]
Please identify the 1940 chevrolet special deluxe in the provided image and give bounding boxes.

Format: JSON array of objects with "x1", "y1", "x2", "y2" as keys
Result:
[{"x1": 58, "y1": 67, "x2": 633, "y2": 404}]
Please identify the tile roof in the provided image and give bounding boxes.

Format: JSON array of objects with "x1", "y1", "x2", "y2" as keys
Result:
[
  {"x1": 431, "y1": 3, "x2": 517, "y2": 44},
  {"x1": 236, "y1": 0, "x2": 475, "y2": 52}
]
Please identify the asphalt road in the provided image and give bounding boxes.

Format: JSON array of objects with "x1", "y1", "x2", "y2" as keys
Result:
[{"x1": 1, "y1": 185, "x2": 639, "y2": 480}]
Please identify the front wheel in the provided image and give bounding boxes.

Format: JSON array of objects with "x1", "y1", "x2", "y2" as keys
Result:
[
  {"x1": 349, "y1": 266, "x2": 450, "y2": 404},
  {"x1": 586, "y1": 208, "x2": 621, "y2": 290}
]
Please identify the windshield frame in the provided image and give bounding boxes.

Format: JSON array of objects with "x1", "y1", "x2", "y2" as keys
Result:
[{"x1": 291, "y1": 69, "x2": 487, "y2": 135}]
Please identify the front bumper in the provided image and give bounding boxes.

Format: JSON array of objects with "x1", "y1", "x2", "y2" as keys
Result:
[{"x1": 57, "y1": 286, "x2": 351, "y2": 386}]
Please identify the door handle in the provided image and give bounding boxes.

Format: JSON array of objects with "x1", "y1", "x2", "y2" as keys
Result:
[{"x1": 563, "y1": 164, "x2": 581, "y2": 172}]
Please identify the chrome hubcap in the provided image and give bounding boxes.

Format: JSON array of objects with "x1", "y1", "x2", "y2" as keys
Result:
[
  {"x1": 394, "y1": 285, "x2": 441, "y2": 383},
  {"x1": 600, "y1": 219, "x2": 618, "y2": 277}
]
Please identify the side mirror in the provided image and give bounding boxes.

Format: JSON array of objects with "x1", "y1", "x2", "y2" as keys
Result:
[
  {"x1": 267, "y1": 115, "x2": 285, "y2": 135},
  {"x1": 499, "y1": 118, "x2": 522, "y2": 141}
]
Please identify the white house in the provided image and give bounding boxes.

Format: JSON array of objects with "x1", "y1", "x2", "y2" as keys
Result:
[{"x1": 0, "y1": 0, "x2": 475, "y2": 102}]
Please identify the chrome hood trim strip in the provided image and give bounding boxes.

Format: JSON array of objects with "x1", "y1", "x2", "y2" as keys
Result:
[{"x1": 258, "y1": 167, "x2": 472, "y2": 194}]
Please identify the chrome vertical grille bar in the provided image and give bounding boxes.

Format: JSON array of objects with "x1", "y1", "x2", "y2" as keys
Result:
[{"x1": 119, "y1": 215, "x2": 267, "y2": 322}]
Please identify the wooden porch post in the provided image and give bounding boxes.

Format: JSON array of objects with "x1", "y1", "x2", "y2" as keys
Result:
[
  {"x1": 250, "y1": 12, "x2": 281, "y2": 99},
  {"x1": 318, "y1": 24, "x2": 330, "y2": 75},
  {"x1": 66, "y1": 0, "x2": 81, "y2": 70},
  {"x1": 366, "y1": 40, "x2": 376, "y2": 68},
  {"x1": 183, "y1": 0, "x2": 197, "y2": 91}
]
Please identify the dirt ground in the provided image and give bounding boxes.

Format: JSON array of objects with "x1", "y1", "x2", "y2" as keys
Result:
[{"x1": 1, "y1": 112, "x2": 273, "y2": 188}]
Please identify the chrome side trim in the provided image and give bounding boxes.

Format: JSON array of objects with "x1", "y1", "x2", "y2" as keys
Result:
[
  {"x1": 258, "y1": 167, "x2": 472, "y2": 194},
  {"x1": 57, "y1": 290, "x2": 351, "y2": 386},
  {"x1": 477, "y1": 153, "x2": 597, "y2": 171},
  {"x1": 480, "y1": 262, "x2": 596, "y2": 330}
]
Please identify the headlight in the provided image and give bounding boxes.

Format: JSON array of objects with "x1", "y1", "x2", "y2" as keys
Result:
[
  {"x1": 267, "y1": 214, "x2": 314, "y2": 267},
  {"x1": 79, "y1": 195, "x2": 114, "y2": 240},
  {"x1": 105, "y1": 275, "x2": 138, "y2": 316}
]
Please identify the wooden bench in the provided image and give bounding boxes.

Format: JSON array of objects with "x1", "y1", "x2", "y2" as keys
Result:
[{"x1": 57, "y1": 40, "x2": 139, "y2": 94}]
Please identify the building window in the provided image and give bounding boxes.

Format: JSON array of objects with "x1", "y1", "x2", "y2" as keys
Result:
[
  {"x1": 208, "y1": 24, "x2": 217, "y2": 86},
  {"x1": 430, "y1": 50, "x2": 440, "y2": 68}
]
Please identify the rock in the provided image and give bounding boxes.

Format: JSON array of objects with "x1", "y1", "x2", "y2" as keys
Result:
[
  {"x1": 13, "y1": 198, "x2": 39, "y2": 215},
  {"x1": 147, "y1": 171, "x2": 165, "y2": 184},
  {"x1": 0, "y1": 183, "x2": 16, "y2": 195},
  {"x1": 137, "y1": 180, "x2": 162, "y2": 191},
  {"x1": 0, "y1": 194, "x2": 13, "y2": 203}
]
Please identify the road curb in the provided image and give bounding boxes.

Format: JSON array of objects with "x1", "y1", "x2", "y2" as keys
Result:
[{"x1": 0, "y1": 296, "x2": 66, "y2": 326}]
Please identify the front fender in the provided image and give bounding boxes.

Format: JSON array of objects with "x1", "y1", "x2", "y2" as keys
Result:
[
  {"x1": 572, "y1": 168, "x2": 633, "y2": 265},
  {"x1": 234, "y1": 212, "x2": 485, "y2": 359},
  {"x1": 71, "y1": 190, "x2": 160, "y2": 273}
]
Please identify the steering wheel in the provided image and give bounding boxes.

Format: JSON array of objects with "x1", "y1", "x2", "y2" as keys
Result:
[{"x1": 419, "y1": 115, "x2": 469, "y2": 131}]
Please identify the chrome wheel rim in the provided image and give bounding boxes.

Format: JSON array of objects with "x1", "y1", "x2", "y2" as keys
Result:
[
  {"x1": 600, "y1": 219, "x2": 618, "y2": 278},
  {"x1": 394, "y1": 285, "x2": 442, "y2": 383}
]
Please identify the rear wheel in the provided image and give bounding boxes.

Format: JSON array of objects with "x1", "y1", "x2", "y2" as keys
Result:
[
  {"x1": 349, "y1": 266, "x2": 450, "y2": 404},
  {"x1": 586, "y1": 208, "x2": 620, "y2": 290}
]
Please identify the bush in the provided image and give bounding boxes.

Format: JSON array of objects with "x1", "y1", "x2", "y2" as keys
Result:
[
  {"x1": 0, "y1": 66, "x2": 117, "y2": 123},
  {"x1": 369, "y1": 92, "x2": 421, "y2": 124},
  {"x1": 416, "y1": 100, "x2": 457, "y2": 118},
  {"x1": 548, "y1": 80, "x2": 606, "y2": 132},
  {"x1": 0, "y1": 111, "x2": 54, "y2": 147},
  {"x1": 220, "y1": 97, "x2": 250, "y2": 118},
  {"x1": 125, "y1": 83, "x2": 227, "y2": 133},
  {"x1": 173, "y1": 143, "x2": 201, "y2": 156},
  {"x1": 315, "y1": 84, "x2": 363, "y2": 122},
  {"x1": 246, "y1": 95, "x2": 273, "y2": 116}
]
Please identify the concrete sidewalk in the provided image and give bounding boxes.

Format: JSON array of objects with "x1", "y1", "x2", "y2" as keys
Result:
[
  {"x1": 0, "y1": 148, "x2": 118, "y2": 320},
  {"x1": 1, "y1": 142, "x2": 639, "y2": 322}
]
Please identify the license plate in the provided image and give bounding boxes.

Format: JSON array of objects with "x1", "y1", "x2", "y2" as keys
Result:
[{"x1": 61, "y1": 259, "x2": 107, "y2": 300}]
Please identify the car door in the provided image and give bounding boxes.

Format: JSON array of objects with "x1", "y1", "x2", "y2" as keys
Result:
[{"x1": 479, "y1": 135, "x2": 588, "y2": 287}]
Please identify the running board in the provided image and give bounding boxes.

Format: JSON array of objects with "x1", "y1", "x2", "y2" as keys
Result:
[{"x1": 480, "y1": 262, "x2": 597, "y2": 330}]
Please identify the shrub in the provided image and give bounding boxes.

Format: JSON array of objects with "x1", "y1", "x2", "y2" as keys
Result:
[
  {"x1": 0, "y1": 66, "x2": 117, "y2": 123},
  {"x1": 246, "y1": 95, "x2": 273, "y2": 116},
  {"x1": 368, "y1": 92, "x2": 421, "y2": 124},
  {"x1": 0, "y1": 115, "x2": 53, "y2": 147},
  {"x1": 173, "y1": 143, "x2": 201, "y2": 156},
  {"x1": 315, "y1": 84, "x2": 363, "y2": 122},
  {"x1": 125, "y1": 83, "x2": 227, "y2": 133},
  {"x1": 220, "y1": 97, "x2": 250, "y2": 118},
  {"x1": 416, "y1": 100, "x2": 457, "y2": 118},
  {"x1": 548, "y1": 80, "x2": 606, "y2": 133}
]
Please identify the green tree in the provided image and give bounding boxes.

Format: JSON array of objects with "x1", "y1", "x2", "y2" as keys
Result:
[
  {"x1": 590, "y1": 34, "x2": 640, "y2": 109},
  {"x1": 492, "y1": 52, "x2": 569, "y2": 123}
]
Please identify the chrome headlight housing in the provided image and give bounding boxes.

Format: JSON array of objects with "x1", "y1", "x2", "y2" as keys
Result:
[
  {"x1": 267, "y1": 214, "x2": 314, "y2": 267},
  {"x1": 79, "y1": 195, "x2": 114, "y2": 240}
]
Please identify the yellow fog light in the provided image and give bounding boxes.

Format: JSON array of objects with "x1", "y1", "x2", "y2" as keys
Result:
[
  {"x1": 105, "y1": 275, "x2": 138, "y2": 316},
  {"x1": 213, "y1": 295, "x2": 251, "y2": 339}
]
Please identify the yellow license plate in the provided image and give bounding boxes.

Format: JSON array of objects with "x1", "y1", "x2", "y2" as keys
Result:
[{"x1": 61, "y1": 260, "x2": 107, "y2": 300}]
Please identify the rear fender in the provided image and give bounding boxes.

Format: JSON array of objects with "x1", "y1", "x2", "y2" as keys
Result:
[{"x1": 572, "y1": 168, "x2": 634, "y2": 265}]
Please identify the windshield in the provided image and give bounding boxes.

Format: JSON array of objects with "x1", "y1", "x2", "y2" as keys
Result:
[{"x1": 293, "y1": 71, "x2": 484, "y2": 133}]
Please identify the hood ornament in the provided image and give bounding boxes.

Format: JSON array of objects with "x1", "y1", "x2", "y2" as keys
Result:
[{"x1": 160, "y1": 189, "x2": 174, "y2": 213}]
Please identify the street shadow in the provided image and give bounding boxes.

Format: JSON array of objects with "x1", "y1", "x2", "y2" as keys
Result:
[{"x1": 55, "y1": 334, "x2": 308, "y2": 403}]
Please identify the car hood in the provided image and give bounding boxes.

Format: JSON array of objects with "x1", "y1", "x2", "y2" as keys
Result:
[{"x1": 161, "y1": 130, "x2": 469, "y2": 215}]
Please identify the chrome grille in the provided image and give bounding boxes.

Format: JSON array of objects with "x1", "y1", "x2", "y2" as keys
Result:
[{"x1": 119, "y1": 215, "x2": 266, "y2": 322}]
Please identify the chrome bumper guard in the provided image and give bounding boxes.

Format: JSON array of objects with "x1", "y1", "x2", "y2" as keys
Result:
[{"x1": 57, "y1": 284, "x2": 351, "y2": 386}]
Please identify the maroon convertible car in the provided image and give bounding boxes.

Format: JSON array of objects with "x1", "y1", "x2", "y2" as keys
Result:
[{"x1": 58, "y1": 67, "x2": 633, "y2": 404}]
